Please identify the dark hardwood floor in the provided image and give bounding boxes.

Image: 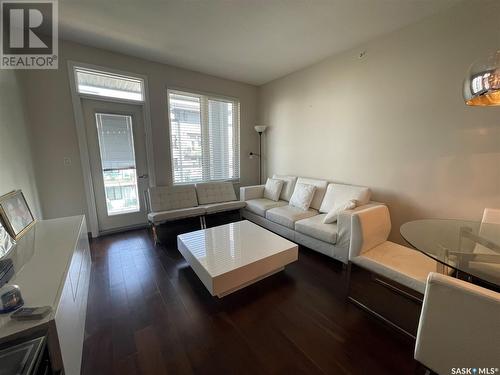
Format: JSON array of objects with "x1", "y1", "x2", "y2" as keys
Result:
[{"x1": 82, "y1": 228, "x2": 418, "y2": 375}]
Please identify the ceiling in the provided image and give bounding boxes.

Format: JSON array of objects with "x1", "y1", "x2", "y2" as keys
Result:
[{"x1": 59, "y1": 0, "x2": 459, "y2": 85}]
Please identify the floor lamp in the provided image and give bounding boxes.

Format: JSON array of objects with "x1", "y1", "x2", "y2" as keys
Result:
[{"x1": 252, "y1": 125, "x2": 267, "y2": 184}]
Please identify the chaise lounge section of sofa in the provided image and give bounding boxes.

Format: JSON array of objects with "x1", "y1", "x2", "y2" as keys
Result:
[{"x1": 147, "y1": 181, "x2": 246, "y2": 243}]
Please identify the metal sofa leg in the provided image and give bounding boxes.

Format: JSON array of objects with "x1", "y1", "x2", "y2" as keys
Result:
[
  {"x1": 199, "y1": 216, "x2": 207, "y2": 229},
  {"x1": 151, "y1": 224, "x2": 159, "y2": 245},
  {"x1": 343, "y1": 262, "x2": 352, "y2": 300}
]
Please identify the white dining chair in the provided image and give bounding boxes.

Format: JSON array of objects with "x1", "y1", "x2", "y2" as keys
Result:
[
  {"x1": 414, "y1": 272, "x2": 500, "y2": 375},
  {"x1": 466, "y1": 208, "x2": 500, "y2": 285}
]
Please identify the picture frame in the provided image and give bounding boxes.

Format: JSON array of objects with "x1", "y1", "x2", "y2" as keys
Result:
[{"x1": 0, "y1": 190, "x2": 35, "y2": 240}]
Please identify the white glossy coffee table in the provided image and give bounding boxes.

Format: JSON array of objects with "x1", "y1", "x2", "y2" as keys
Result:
[{"x1": 177, "y1": 220, "x2": 298, "y2": 297}]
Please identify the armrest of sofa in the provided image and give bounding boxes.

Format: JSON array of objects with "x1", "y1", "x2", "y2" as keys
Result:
[
  {"x1": 336, "y1": 203, "x2": 391, "y2": 260},
  {"x1": 240, "y1": 185, "x2": 265, "y2": 201}
]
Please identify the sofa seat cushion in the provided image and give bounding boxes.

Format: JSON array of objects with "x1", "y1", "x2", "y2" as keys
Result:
[
  {"x1": 245, "y1": 198, "x2": 287, "y2": 217},
  {"x1": 295, "y1": 214, "x2": 338, "y2": 244},
  {"x1": 351, "y1": 241, "x2": 437, "y2": 294},
  {"x1": 195, "y1": 182, "x2": 237, "y2": 204},
  {"x1": 203, "y1": 201, "x2": 246, "y2": 214},
  {"x1": 266, "y1": 205, "x2": 318, "y2": 229},
  {"x1": 148, "y1": 206, "x2": 206, "y2": 224}
]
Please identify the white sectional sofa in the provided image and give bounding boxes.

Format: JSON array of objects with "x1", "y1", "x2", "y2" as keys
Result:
[
  {"x1": 147, "y1": 181, "x2": 246, "y2": 242},
  {"x1": 240, "y1": 175, "x2": 389, "y2": 264}
]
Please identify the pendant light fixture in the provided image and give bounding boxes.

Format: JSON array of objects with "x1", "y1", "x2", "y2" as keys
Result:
[{"x1": 463, "y1": 50, "x2": 500, "y2": 106}]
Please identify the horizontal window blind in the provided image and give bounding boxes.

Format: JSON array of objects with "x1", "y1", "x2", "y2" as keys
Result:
[
  {"x1": 168, "y1": 90, "x2": 240, "y2": 184},
  {"x1": 75, "y1": 67, "x2": 144, "y2": 101},
  {"x1": 95, "y1": 113, "x2": 136, "y2": 171}
]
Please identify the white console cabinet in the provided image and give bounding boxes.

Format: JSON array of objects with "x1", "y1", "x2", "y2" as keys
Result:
[{"x1": 0, "y1": 215, "x2": 91, "y2": 375}]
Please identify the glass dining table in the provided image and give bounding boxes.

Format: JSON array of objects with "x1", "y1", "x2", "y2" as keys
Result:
[{"x1": 400, "y1": 219, "x2": 500, "y2": 291}]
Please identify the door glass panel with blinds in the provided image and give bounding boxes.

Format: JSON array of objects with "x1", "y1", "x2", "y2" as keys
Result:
[
  {"x1": 83, "y1": 99, "x2": 148, "y2": 233},
  {"x1": 95, "y1": 113, "x2": 140, "y2": 215},
  {"x1": 168, "y1": 90, "x2": 240, "y2": 184}
]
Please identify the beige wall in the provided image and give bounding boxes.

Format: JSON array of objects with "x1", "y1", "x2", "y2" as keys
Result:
[
  {"x1": 0, "y1": 71, "x2": 41, "y2": 218},
  {"x1": 20, "y1": 40, "x2": 259, "y2": 220},
  {"x1": 258, "y1": 1, "x2": 500, "y2": 241}
]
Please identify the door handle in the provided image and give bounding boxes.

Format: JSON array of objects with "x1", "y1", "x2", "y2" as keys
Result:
[{"x1": 138, "y1": 174, "x2": 149, "y2": 179}]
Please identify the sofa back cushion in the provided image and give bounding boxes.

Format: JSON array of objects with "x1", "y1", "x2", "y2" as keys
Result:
[
  {"x1": 319, "y1": 183, "x2": 371, "y2": 213},
  {"x1": 296, "y1": 177, "x2": 328, "y2": 210},
  {"x1": 148, "y1": 185, "x2": 198, "y2": 212},
  {"x1": 195, "y1": 182, "x2": 237, "y2": 204},
  {"x1": 272, "y1": 175, "x2": 297, "y2": 201}
]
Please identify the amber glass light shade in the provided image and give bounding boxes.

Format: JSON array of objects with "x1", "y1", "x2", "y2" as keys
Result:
[{"x1": 463, "y1": 50, "x2": 500, "y2": 106}]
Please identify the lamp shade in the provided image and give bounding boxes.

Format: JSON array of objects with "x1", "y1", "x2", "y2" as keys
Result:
[
  {"x1": 254, "y1": 125, "x2": 268, "y2": 133},
  {"x1": 463, "y1": 50, "x2": 500, "y2": 106}
]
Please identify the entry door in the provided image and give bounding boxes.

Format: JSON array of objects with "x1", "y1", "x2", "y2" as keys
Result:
[{"x1": 82, "y1": 99, "x2": 149, "y2": 233}]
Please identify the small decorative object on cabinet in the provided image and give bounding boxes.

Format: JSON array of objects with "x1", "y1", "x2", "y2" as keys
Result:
[
  {"x1": 0, "y1": 221, "x2": 15, "y2": 258},
  {"x1": 0, "y1": 284, "x2": 24, "y2": 313},
  {"x1": 0, "y1": 190, "x2": 35, "y2": 240}
]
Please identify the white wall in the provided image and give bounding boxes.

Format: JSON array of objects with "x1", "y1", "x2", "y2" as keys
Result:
[
  {"x1": 258, "y1": 0, "x2": 500, "y2": 241},
  {"x1": 20, "y1": 40, "x2": 259, "y2": 220},
  {"x1": 0, "y1": 71, "x2": 41, "y2": 219}
]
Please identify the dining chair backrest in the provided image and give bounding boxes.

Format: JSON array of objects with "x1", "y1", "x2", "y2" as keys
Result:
[
  {"x1": 415, "y1": 272, "x2": 500, "y2": 374},
  {"x1": 474, "y1": 208, "x2": 500, "y2": 255},
  {"x1": 482, "y1": 208, "x2": 500, "y2": 224}
]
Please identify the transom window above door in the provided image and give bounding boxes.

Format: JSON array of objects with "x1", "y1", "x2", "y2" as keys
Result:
[
  {"x1": 167, "y1": 89, "x2": 240, "y2": 184},
  {"x1": 74, "y1": 66, "x2": 145, "y2": 102}
]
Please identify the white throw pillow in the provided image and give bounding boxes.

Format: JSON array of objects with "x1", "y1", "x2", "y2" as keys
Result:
[
  {"x1": 323, "y1": 199, "x2": 357, "y2": 224},
  {"x1": 263, "y1": 178, "x2": 284, "y2": 202},
  {"x1": 289, "y1": 183, "x2": 316, "y2": 211},
  {"x1": 296, "y1": 177, "x2": 328, "y2": 210}
]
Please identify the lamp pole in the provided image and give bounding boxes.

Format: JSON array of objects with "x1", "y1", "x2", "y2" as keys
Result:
[
  {"x1": 258, "y1": 131, "x2": 262, "y2": 183},
  {"x1": 254, "y1": 125, "x2": 267, "y2": 184}
]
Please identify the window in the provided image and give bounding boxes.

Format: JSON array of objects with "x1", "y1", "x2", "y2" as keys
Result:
[
  {"x1": 168, "y1": 89, "x2": 240, "y2": 184},
  {"x1": 75, "y1": 67, "x2": 144, "y2": 101}
]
